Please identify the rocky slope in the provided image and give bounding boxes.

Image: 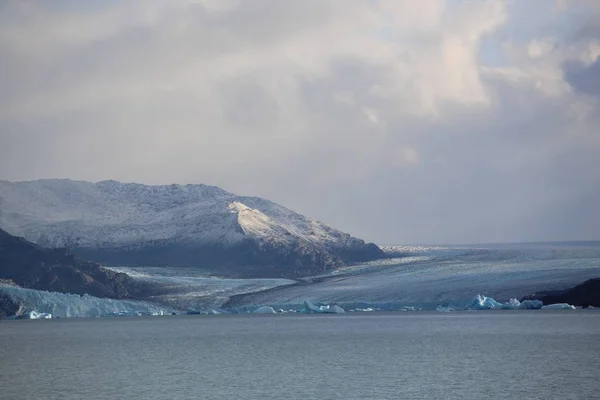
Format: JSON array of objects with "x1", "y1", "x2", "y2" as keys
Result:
[
  {"x1": 0, "y1": 228, "x2": 144, "y2": 299},
  {"x1": 0, "y1": 179, "x2": 384, "y2": 277},
  {"x1": 521, "y1": 278, "x2": 600, "y2": 307},
  {"x1": 0, "y1": 291, "x2": 21, "y2": 318}
]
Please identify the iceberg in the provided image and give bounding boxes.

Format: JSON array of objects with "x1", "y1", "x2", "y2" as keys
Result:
[
  {"x1": 517, "y1": 300, "x2": 543, "y2": 309},
  {"x1": 462, "y1": 295, "x2": 544, "y2": 310},
  {"x1": 541, "y1": 303, "x2": 576, "y2": 310},
  {"x1": 303, "y1": 300, "x2": 322, "y2": 313},
  {"x1": 253, "y1": 306, "x2": 277, "y2": 314},
  {"x1": 302, "y1": 300, "x2": 345, "y2": 314},
  {"x1": 400, "y1": 306, "x2": 419, "y2": 312},
  {"x1": 465, "y1": 294, "x2": 504, "y2": 310},
  {"x1": 324, "y1": 305, "x2": 345, "y2": 314},
  {"x1": 28, "y1": 311, "x2": 52, "y2": 319}
]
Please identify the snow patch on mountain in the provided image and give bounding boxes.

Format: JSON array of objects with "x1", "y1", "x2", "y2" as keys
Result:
[{"x1": 229, "y1": 201, "x2": 288, "y2": 242}]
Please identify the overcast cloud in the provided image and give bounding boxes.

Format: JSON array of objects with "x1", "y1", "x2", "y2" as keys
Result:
[{"x1": 1, "y1": 0, "x2": 599, "y2": 244}]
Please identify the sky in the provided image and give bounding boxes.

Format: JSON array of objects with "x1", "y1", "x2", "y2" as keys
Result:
[{"x1": 1, "y1": 0, "x2": 599, "y2": 245}]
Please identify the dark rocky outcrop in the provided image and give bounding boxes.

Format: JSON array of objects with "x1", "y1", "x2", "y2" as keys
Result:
[
  {"x1": 0, "y1": 228, "x2": 146, "y2": 299},
  {"x1": 73, "y1": 239, "x2": 345, "y2": 279},
  {"x1": 71, "y1": 235, "x2": 386, "y2": 279},
  {"x1": 520, "y1": 278, "x2": 600, "y2": 308},
  {"x1": 0, "y1": 291, "x2": 21, "y2": 318}
]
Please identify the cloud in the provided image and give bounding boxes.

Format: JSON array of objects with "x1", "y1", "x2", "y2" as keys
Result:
[{"x1": 0, "y1": 0, "x2": 599, "y2": 244}]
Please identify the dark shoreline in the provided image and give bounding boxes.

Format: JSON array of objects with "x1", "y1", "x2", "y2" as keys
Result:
[{"x1": 521, "y1": 278, "x2": 600, "y2": 308}]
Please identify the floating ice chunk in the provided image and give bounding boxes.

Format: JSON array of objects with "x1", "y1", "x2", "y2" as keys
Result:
[
  {"x1": 302, "y1": 300, "x2": 345, "y2": 313},
  {"x1": 324, "y1": 305, "x2": 345, "y2": 314},
  {"x1": 400, "y1": 306, "x2": 419, "y2": 312},
  {"x1": 541, "y1": 303, "x2": 576, "y2": 310},
  {"x1": 465, "y1": 294, "x2": 504, "y2": 310},
  {"x1": 436, "y1": 306, "x2": 452, "y2": 312},
  {"x1": 303, "y1": 300, "x2": 322, "y2": 313},
  {"x1": 253, "y1": 306, "x2": 277, "y2": 314},
  {"x1": 28, "y1": 311, "x2": 52, "y2": 319},
  {"x1": 503, "y1": 298, "x2": 521, "y2": 309},
  {"x1": 462, "y1": 295, "x2": 544, "y2": 310},
  {"x1": 518, "y1": 300, "x2": 543, "y2": 310}
]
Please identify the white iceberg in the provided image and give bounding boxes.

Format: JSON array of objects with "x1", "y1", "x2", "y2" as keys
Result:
[
  {"x1": 463, "y1": 295, "x2": 544, "y2": 310},
  {"x1": 541, "y1": 303, "x2": 576, "y2": 310},
  {"x1": 253, "y1": 306, "x2": 277, "y2": 314},
  {"x1": 400, "y1": 306, "x2": 419, "y2": 312},
  {"x1": 28, "y1": 311, "x2": 52, "y2": 319},
  {"x1": 303, "y1": 300, "x2": 323, "y2": 313},
  {"x1": 303, "y1": 300, "x2": 345, "y2": 314},
  {"x1": 517, "y1": 300, "x2": 543, "y2": 309},
  {"x1": 324, "y1": 305, "x2": 345, "y2": 314},
  {"x1": 465, "y1": 294, "x2": 504, "y2": 310}
]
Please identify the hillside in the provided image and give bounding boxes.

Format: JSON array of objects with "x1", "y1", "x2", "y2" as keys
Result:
[
  {"x1": 0, "y1": 179, "x2": 384, "y2": 277},
  {"x1": 0, "y1": 228, "x2": 143, "y2": 299}
]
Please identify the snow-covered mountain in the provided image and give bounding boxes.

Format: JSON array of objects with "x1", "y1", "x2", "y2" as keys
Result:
[{"x1": 0, "y1": 179, "x2": 384, "y2": 277}]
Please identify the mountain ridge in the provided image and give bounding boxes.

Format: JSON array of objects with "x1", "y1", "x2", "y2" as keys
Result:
[{"x1": 0, "y1": 179, "x2": 384, "y2": 277}]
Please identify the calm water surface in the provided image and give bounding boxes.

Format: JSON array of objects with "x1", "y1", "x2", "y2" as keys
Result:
[{"x1": 1, "y1": 312, "x2": 599, "y2": 400}]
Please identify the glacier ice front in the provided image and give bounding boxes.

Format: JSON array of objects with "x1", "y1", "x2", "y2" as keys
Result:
[
  {"x1": 253, "y1": 306, "x2": 277, "y2": 314},
  {"x1": 463, "y1": 294, "x2": 544, "y2": 310},
  {"x1": 461, "y1": 294, "x2": 562, "y2": 310},
  {"x1": 0, "y1": 284, "x2": 173, "y2": 318}
]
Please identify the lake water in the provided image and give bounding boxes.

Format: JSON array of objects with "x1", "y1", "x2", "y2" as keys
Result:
[{"x1": 1, "y1": 312, "x2": 599, "y2": 400}]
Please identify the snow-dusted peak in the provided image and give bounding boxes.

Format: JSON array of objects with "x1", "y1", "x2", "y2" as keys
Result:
[{"x1": 0, "y1": 179, "x2": 384, "y2": 276}]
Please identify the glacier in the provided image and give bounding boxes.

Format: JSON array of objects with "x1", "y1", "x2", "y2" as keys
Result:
[
  {"x1": 1, "y1": 241, "x2": 596, "y2": 318},
  {"x1": 225, "y1": 242, "x2": 600, "y2": 311},
  {"x1": 0, "y1": 284, "x2": 173, "y2": 318},
  {"x1": 104, "y1": 265, "x2": 295, "y2": 311}
]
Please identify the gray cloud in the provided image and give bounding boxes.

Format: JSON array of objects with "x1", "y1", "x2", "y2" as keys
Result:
[
  {"x1": 1, "y1": 0, "x2": 599, "y2": 244},
  {"x1": 565, "y1": 59, "x2": 600, "y2": 96}
]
